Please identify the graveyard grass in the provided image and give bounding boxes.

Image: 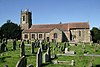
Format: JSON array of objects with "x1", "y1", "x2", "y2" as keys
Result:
[{"x1": 0, "y1": 41, "x2": 100, "y2": 67}]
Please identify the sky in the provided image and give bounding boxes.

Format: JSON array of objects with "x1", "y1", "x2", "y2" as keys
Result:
[{"x1": 0, "y1": 0, "x2": 100, "y2": 29}]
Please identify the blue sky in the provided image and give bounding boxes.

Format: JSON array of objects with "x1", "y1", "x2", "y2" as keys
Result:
[{"x1": 0, "y1": 0, "x2": 100, "y2": 29}]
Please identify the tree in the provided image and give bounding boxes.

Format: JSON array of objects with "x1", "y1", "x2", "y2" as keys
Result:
[
  {"x1": 0, "y1": 27, "x2": 1, "y2": 38},
  {"x1": 91, "y1": 27, "x2": 100, "y2": 43},
  {"x1": 1, "y1": 20, "x2": 21, "y2": 39}
]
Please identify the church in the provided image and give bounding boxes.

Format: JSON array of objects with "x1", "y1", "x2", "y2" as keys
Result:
[{"x1": 20, "y1": 9, "x2": 90, "y2": 42}]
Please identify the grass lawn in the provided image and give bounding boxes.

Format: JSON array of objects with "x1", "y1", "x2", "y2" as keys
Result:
[{"x1": 0, "y1": 41, "x2": 100, "y2": 67}]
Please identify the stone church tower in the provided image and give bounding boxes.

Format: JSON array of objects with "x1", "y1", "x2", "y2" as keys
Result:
[{"x1": 20, "y1": 9, "x2": 32, "y2": 30}]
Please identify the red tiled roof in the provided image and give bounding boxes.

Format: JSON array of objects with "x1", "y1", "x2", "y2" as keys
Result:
[
  {"x1": 23, "y1": 28, "x2": 54, "y2": 33},
  {"x1": 69, "y1": 22, "x2": 89, "y2": 29},
  {"x1": 23, "y1": 22, "x2": 89, "y2": 33},
  {"x1": 31, "y1": 24, "x2": 68, "y2": 31}
]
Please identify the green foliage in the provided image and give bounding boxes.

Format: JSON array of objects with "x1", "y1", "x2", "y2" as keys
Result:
[
  {"x1": 91, "y1": 27, "x2": 100, "y2": 43},
  {"x1": 1, "y1": 20, "x2": 21, "y2": 39}
]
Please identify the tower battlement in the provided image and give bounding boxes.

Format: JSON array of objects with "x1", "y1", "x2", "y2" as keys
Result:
[{"x1": 20, "y1": 9, "x2": 32, "y2": 30}]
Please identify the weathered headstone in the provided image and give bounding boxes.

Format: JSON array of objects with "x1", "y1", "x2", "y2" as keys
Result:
[
  {"x1": 27, "y1": 40, "x2": 29, "y2": 44},
  {"x1": 3, "y1": 38, "x2": 7, "y2": 44},
  {"x1": 71, "y1": 60, "x2": 75, "y2": 66},
  {"x1": 51, "y1": 47, "x2": 56, "y2": 59},
  {"x1": 43, "y1": 47, "x2": 51, "y2": 63},
  {"x1": 19, "y1": 44, "x2": 20, "y2": 48},
  {"x1": 4, "y1": 64, "x2": 8, "y2": 67},
  {"x1": 47, "y1": 47, "x2": 51, "y2": 62},
  {"x1": 40, "y1": 40, "x2": 43, "y2": 52},
  {"x1": 36, "y1": 48, "x2": 42, "y2": 67},
  {"x1": 82, "y1": 42, "x2": 85, "y2": 53},
  {"x1": 42, "y1": 43, "x2": 45, "y2": 50},
  {"x1": 69, "y1": 41, "x2": 77, "y2": 46},
  {"x1": 31, "y1": 42, "x2": 35, "y2": 54},
  {"x1": 16, "y1": 56, "x2": 27, "y2": 67},
  {"x1": 90, "y1": 41, "x2": 93, "y2": 45},
  {"x1": 53, "y1": 47, "x2": 55, "y2": 54},
  {"x1": 82, "y1": 42, "x2": 85, "y2": 49},
  {"x1": 64, "y1": 42, "x2": 66, "y2": 50},
  {"x1": 65, "y1": 47, "x2": 69, "y2": 53},
  {"x1": 43, "y1": 53, "x2": 48, "y2": 63},
  {"x1": 36, "y1": 40, "x2": 40, "y2": 47},
  {"x1": 88, "y1": 62, "x2": 93, "y2": 67},
  {"x1": 0, "y1": 39, "x2": 2, "y2": 43},
  {"x1": 0, "y1": 43, "x2": 6, "y2": 52},
  {"x1": 12, "y1": 39, "x2": 16, "y2": 50},
  {"x1": 20, "y1": 41, "x2": 25, "y2": 57}
]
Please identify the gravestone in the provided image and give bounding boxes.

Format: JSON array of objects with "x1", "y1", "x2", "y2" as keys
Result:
[
  {"x1": 0, "y1": 43, "x2": 7, "y2": 52},
  {"x1": 12, "y1": 39, "x2": 16, "y2": 50},
  {"x1": 51, "y1": 47, "x2": 56, "y2": 59},
  {"x1": 43, "y1": 53, "x2": 48, "y2": 63},
  {"x1": 90, "y1": 41, "x2": 93, "y2": 45},
  {"x1": 65, "y1": 47, "x2": 69, "y2": 53},
  {"x1": 65, "y1": 47, "x2": 75, "y2": 55},
  {"x1": 5, "y1": 39, "x2": 7, "y2": 44},
  {"x1": 20, "y1": 41, "x2": 25, "y2": 57},
  {"x1": 82, "y1": 42, "x2": 85, "y2": 53},
  {"x1": 47, "y1": 47, "x2": 51, "y2": 62},
  {"x1": 36, "y1": 48, "x2": 42, "y2": 67},
  {"x1": 36, "y1": 40, "x2": 40, "y2": 47},
  {"x1": 31, "y1": 42, "x2": 35, "y2": 54},
  {"x1": 27, "y1": 64, "x2": 34, "y2": 67},
  {"x1": 43, "y1": 47, "x2": 51, "y2": 63},
  {"x1": 0, "y1": 39, "x2": 1, "y2": 43},
  {"x1": 16, "y1": 56, "x2": 27, "y2": 67},
  {"x1": 53, "y1": 47, "x2": 55, "y2": 54},
  {"x1": 40, "y1": 40, "x2": 43, "y2": 52},
  {"x1": 64, "y1": 42, "x2": 66, "y2": 50},
  {"x1": 19, "y1": 44, "x2": 20, "y2": 48},
  {"x1": 69, "y1": 41, "x2": 77, "y2": 46},
  {"x1": 82, "y1": 42, "x2": 85, "y2": 49},
  {"x1": 42, "y1": 43, "x2": 45, "y2": 50},
  {"x1": 27, "y1": 40, "x2": 29, "y2": 44},
  {"x1": 3, "y1": 38, "x2": 7, "y2": 44},
  {"x1": 4, "y1": 64, "x2": 8, "y2": 67},
  {"x1": 71, "y1": 60, "x2": 75, "y2": 66}
]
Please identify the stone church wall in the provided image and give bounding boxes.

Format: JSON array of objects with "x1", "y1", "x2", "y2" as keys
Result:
[
  {"x1": 70, "y1": 29, "x2": 90, "y2": 42},
  {"x1": 49, "y1": 28, "x2": 62, "y2": 42}
]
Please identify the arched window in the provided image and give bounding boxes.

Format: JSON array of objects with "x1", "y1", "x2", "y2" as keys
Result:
[
  {"x1": 79, "y1": 31, "x2": 81, "y2": 36},
  {"x1": 24, "y1": 34, "x2": 28, "y2": 38},
  {"x1": 39, "y1": 34, "x2": 42, "y2": 38},
  {"x1": 54, "y1": 33, "x2": 57, "y2": 38},
  {"x1": 32, "y1": 34, "x2": 35, "y2": 39},
  {"x1": 23, "y1": 16, "x2": 25, "y2": 21}
]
